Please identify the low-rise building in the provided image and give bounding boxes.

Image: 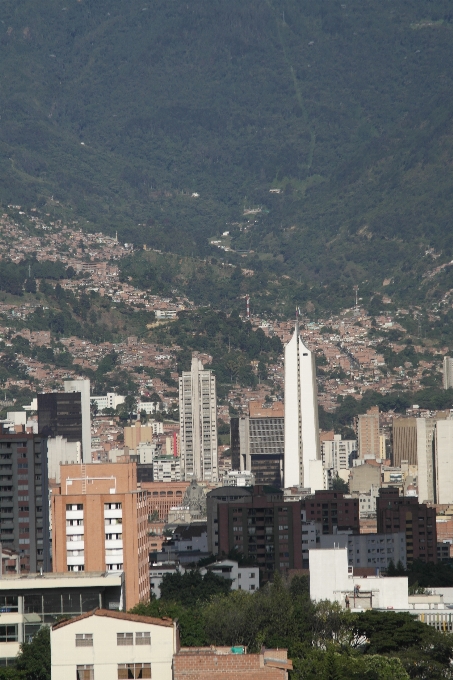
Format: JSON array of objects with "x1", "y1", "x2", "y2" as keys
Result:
[
  {"x1": 51, "y1": 609, "x2": 178, "y2": 680},
  {"x1": 0, "y1": 571, "x2": 123, "y2": 664},
  {"x1": 173, "y1": 647, "x2": 292, "y2": 679}
]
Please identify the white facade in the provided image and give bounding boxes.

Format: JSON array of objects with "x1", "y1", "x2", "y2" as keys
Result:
[
  {"x1": 137, "y1": 401, "x2": 161, "y2": 414},
  {"x1": 416, "y1": 417, "x2": 436, "y2": 504},
  {"x1": 179, "y1": 356, "x2": 218, "y2": 482},
  {"x1": 203, "y1": 559, "x2": 259, "y2": 592},
  {"x1": 221, "y1": 470, "x2": 255, "y2": 487},
  {"x1": 137, "y1": 441, "x2": 158, "y2": 464},
  {"x1": 51, "y1": 609, "x2": 177, "y2": 680},
  {"x1": 309, "y1": 548, "x2": 409, "y2": 611},
  {"x1": 443, "y1": 356, "x2": 453, "y2": 389},
  {"x1": 319, "y1": 532, "x2": 406, "y2": 569},
  {"x1": 48, "y1": 436, "x2": 81, "y2": 482},
  {"x1": 64, "y1": 379, "x2": 91, "y2": 462},
  {"x1": 435, "y1": 419, "x2": 453, "y2": 504},
  {"x1": 284, "y1": 323, "x2": 321, "y2": 490},
  {"x1": 90, "y1": 393, "x2": 125, "y2": 411},
  {"x1": 321, "y1": 435, "x2": 357, "y2": 474}
]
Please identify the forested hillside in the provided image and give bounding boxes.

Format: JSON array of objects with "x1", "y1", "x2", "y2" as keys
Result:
[{"x1": 2, "y1": 0, "x2": 453, "y2": 299}]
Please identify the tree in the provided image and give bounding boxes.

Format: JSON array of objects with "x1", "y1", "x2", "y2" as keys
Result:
[
  {"x1": 15, "y1": 626, "x2": 51, "y2": 680},
  {"x1": 331, "y1": 475, "x2": 349, "y2": 493}
]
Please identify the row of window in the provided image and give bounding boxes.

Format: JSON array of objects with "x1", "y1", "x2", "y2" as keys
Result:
[
  {"x1": 76, "y1": 633, "x2": 150, "y2": 647},
  {"x1": 77, "y1": 664, "x2": 151, "y2": 680}
]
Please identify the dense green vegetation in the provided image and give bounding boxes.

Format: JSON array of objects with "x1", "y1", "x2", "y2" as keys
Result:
[
  {"x1": 151, "y1": 308, "x2": 282, "y2": 392},
  {"x1": 319, "y1": 387, "x2": 453, "y2": 434},
  {"x1": 0, "y1": 627, "x2": 51, "y2": 680},
  {"x1": 131, "y1": 573, "x2": 453, "y2": 679},
  {"x1": 2, "y1": 0, "x2": 453, "y2": 310}
]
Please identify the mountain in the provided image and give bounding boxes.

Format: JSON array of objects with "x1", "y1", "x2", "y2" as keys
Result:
[{"x1": 2, "y1": 0, "x2": 453, "y2": 305}]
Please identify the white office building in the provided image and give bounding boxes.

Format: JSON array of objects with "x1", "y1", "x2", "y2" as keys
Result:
[
  {"x1": 179, "y1": 356, "x2": 218, "y2": 482},
  {"x1": 64, "y1": 379, "x2": 91, "y2": 462},
  {"x1": 284, "y1": 321, "x2": 322, "y2": 490},
  {"x1": 90, "y1": 393, "x2": 125, "y2": 411}
]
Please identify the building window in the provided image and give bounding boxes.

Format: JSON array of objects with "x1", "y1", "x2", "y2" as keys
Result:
[
  {"x1": 117, "y1": 633, "x2": 133, "y2": 646},
  {"x1": 135, "y1": 632, "x2": 151, "y2": 645},
  {"x1": 67, "y1": 504, "x2": 83, "y2": 511},
  {"x1": 117, "y1": 664, "x2": 151, "y2": 679},
  {"x1": 0, "y1": 596, "x2": 18, "y2": 613},
  {"x1": 77, "y1": 665, "x2": 94, "y2": 680},
  {"x1": 75, "y1": 634, "x2": 93, "y2": 647},
  {"x1": 0, "y1": 626, "x2": 17, "y2": 642}
]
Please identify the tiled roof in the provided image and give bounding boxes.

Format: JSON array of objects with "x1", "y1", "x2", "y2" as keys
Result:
[{"x1": 52, "y1": 608, "x2": 174, "y2": 630}]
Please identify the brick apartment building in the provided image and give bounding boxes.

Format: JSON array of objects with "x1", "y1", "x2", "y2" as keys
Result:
[
  {"x1": 173, "y1": 647, "x2": 292, "y2": 680},
  {"x1": 214, "y1": 486, "x2": 303, "y2": 579},
  {"x1": 52, "y1": 461, "x2": 149, "y2": 608},
  {"x1": 304, "y1": 490, "x2": 360, "y2": 535},
  {"x1": 141, "y1": 481, "x2": 189, "y2": 521},
  {"x1": 377, "y1": 488, "x2": 437, "y2": 564}
]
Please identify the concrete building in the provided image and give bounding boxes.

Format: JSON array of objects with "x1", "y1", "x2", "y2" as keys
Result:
[
  {"x1": 319, "y1": 531, "x2": 406, "y2": 569},
  {"x1": 321, "y1": 433, "x2": 357, "y2": 475},
  {"x1": 64, "y1": 379, "x2": 91, "y2": 462},
  {"x1": 179, "y1": 356, "x2": 218, "y2": 482},
  {"x1": 124, "y1": 423, "x2": 154, "y2": 451},
  {"x1": 435, "y1": 420, "x2": 453, "y2": 504},
  {"x1": 392, "y1": 417, "x2": 418, "y2": 467},
  {"x1": 230, "y1": 412, "x2": 284, "y2": 488},
  {"x1": 443, "y1": 356, "x2": 453, "y2": 389},
  {"x1": 284, "y1": 321, "x2": 321, "y2": 490},
  {"x1": 173, "y1": 647, "x2": 292, "y2": 679},
  {"x1": 152, "y1": 455, "x2": 181, "y2": 482},
  {"x1": 47, "y1": 436, "x2": 81, "y2": 482},
  {"x1": 221, "y1": 470, "x2": 255, "y2": 487},
  {"x1": 52, "y1": 462, "x2": 149, "y2": 608},
  {"x1": 51, "y1": 609, "x2": 178, "y2": 680},
  {"x1": 349, "y1": 463, "x2": 381, "y2": 495},
  {"x1": 357, "y1": 407, "x2": 380, "y2": 458},
  {"x1": 0, "y1": 571, "x2": 123, "y2": 663},
  {"x1": 0, "y1": 429, "x2": 50, "y2": 573},
  {"x1": 309, "y1": 548, "x2": 409, "y2": 610},
  {"x1": 204, "y1": 559, "x2": 259, "y2": 592},
  {"x1": 377, "y1": 488, "x2": 437, "y2": 564}
]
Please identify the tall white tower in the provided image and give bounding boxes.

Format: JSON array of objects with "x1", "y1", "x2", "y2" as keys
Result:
[
  {"x1": 179, "y1": 356, "x2": 218, "y2": 482},
  {"x1": 284, "y1": 319, "x2": 321, "y2": 489}
]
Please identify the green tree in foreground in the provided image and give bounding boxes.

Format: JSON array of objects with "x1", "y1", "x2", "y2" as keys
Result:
[{"x1": 15, "y1": 626, "x2": 51, "y2": 680}]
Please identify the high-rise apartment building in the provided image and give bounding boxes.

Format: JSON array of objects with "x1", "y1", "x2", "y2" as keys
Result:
[
  {"x1": 213, "y1": 486, "x2": 303, "y2": 580},
  {"x1": 0, "y1": 428, "x2": 50, "y2": 573},
  {"x1": 443, "y1": 356, "x2": 453, "y2": 389},
  {"x1": 377, "y1": 488, "x2": 437, "y2": 564},
  {"x1": 179, "y1": 356, "x2": 218, "y2": 482},
  {"x1": 284, "y1": 321, "x2": 321, "y2": 490},
  {"x1": 52, "y1": 461, "x2": 149, "y2": 608},
  {"x1": 63, "y1": 379, "x2": 91, "y2": 461},
  {"x1": 230, "y1": 402, "x2": 284, "y2": 488},
  {"x1": 357, "y1": 407, "x2": 380, "y2": 458}
]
